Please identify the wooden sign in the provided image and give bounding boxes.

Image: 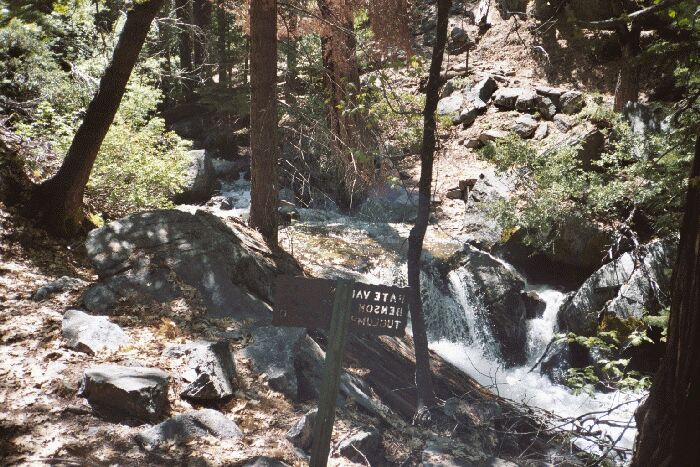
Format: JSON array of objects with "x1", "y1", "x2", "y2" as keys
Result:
[
  {"x1": 272, "y1": 276, "x2": 408, "y2": 336},
  {"x1": 272, "y1": 276, "x2": 411, "y2": 467}
]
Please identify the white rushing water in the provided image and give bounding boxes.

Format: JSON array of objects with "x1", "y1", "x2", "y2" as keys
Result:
[{"x1": 183, "y1": 178, "x2": 643, "y2": 464}]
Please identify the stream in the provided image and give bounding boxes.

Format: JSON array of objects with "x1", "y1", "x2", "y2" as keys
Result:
[{"x1": 179, "y1": 176, "x2": 643, "y2": 464}]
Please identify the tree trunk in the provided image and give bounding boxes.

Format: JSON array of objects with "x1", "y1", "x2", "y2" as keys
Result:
[
  {"x1": 631, "y1": 132, "x2": 700, "y2": 465},
  {"x1": 285, "y1": 12, "x2": 299, "y2": 96},
  {"x1": 248, "y1": 0, "x2": 279, "y2": 246},
  {"x1": 317, "y1": 0, "x2": 369, "y2": 211},
  {"x1": 175, "y1": 0, "x2": 193, "y2": 72},
  {"x1": 216, "y1": 0, "x2": 229, "y2": 86},
  {"x1": 192, "y1": 0, "x2": 212, "y2": 81},
  {"x1": 613, "y1": 24, "x2": 641, "y2": 112},
  {"x1": 406, "y1": 0, "x2": 451, "y2": 413},
  {"x1": 159, "y1": 0, "x2": 174, "y2": 107},
  {"x1": 29, "y1": 0, "x2": 164, "y2": 237}
]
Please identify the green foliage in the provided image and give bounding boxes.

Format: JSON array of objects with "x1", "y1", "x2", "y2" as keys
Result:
[{"x1": 482, "y1": 105, "x2": 694, "y2": 249}]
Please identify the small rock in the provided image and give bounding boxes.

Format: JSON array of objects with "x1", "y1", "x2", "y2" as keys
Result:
[
  {"x1": 32, "y1": 276, "x2": 88, "y2": 301},
  {"x1": 464, "y1": 137, "x2": 481, "y2": 148},
  {"x1": 79, "y1": 364, "x2": 169, "y2": 423},
  {"x1": 533, "y1": 122, "x2": 548, "y2": 140},
  {"x1": 62, "y1": 309, "x2": 130, "y2": 355},
  {"x1": 553, "y1": 114, "x2": 573, "y2": 132},
  {"x1": 521, "y1": 291, "x2": 547, "y2": 319},
  {"x1": 437, "y1": 93, "x2": 464, "y2": 124},
  {"x1": 163, "y1": 340, "x2": 236, "y2": 401},
  {"x1": 285, "y1": 408, "x2": 317, "y2": 450},
  {"x1": 536, "y1": 85, "x2": 564, "y2": 99},
  {"x1": 337, "y1": 428, "x2": 382, "y2": 464},
  {"x1": 136, "y1": 409, "x2": 242, "y2": 447},
  {"x1": 448, "y1": 27, "x2": 472, "y2": 54},
  {"x1": 219, "y1": 197, "x2": 233, "y2": 210},
  {"x1": 515, "y1": 89, "x2": 539, "y2": 112},
  {"x1": 459, "y1": 97, "x2": 487, "y2": 126},
  {"x1": 493, "y1": 88, "x2": 527, "y2": 110},
  {"x1": 513, "y1": 114, "x2": 538, "y2": 138},
  {"x1": 536, "y1": 95, "x2": 557, "y2": 119},
  {"x1": 278, "y1": 200, "x2": 299, "y2": 225},
  {"x1": 479, "y1": 129, "x2": 507, "y2": 144},
  {"x1": 470, "y1": 76, "x2": 498, "y2": 102},
  {"x1": 560, "y1": 90, "x2": 585, "y2": 114}
]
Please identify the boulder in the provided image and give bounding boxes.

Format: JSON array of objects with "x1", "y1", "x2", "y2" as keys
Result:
[
  {"x1": 546, "y1": 214, "x2": 610, "y2": 275},
  {"x1": 512, "y1": 114, "x2": 538, "y2": 138},
  {"x1": 535, "y1": 86, "x2": 564, "y2": 107},
  {"x1": 422, "y1": 437, "x2": 488, "y2": 466},
  {"x1": 559, "y1": 91, "x2": 585, "y2": 114},
  {"x1": 605, "y1": 239, "x2": 676, "y2": 320},
  {"x1": 163, "y1": 340, "x2": 236, "y2": 401},
  {"x1": 278, "y1": 200, "x2": 299, "y2": 225},
  {"x1": 82, "y1": 209, "x2": 300, "y2": 318},
  {"x1": 540, "y1": 340, "x2": 593, "y2": 385},
  {"x1": 239, "y1": 326, "x2": 306, "y2": 399},
  {"x1": 285, "y1": 408, "x2": 317, "y2": 450},
  {"x1": 470, "y1": 76, "x2": 498, "y2": 102},
  {"x1": 448, "y1": 27, "x2": 472, "y2": 54},
  {"x1": 533, "y1": 122, "x2": 548, "y2": 140},
  {"x1": 478, "y1": 129, "x2": 507, "y2": 144},
  {"x1": 536, "y1": 95, "x2": 557, "y2": 119},
  {"x1": 622, "y1": 102, "x2": 668, "y2": 135},
  {"x1": 173, "y1": 149, "x2": 217, "y2": 203},
  {"x1": 459, "y1": 97, "x2": 488, "y2": 126},
  {"x1": 552, "y1": 114, "x2": 573, "y2": 132},
  {"x1": 521, "y1": 291, "x2": 546, "y2": 319},
  {"x1": 62, "y1": 309, "x2": 130, "y2": 355},
  {"x1": 493, "y1": 88, "x2": 528, "y2": 110},
  {"x1": 136, "y1": 409, "x2": 242, "y2": 447},
  {"x1": 514, "y1": 89, "x2": 539, "y2": 112},
  {"x1": 557, "y1": 253, "x2": 636, "y2": 335},
  {"x1": 32, "y1": 276, "x2": 88, "y2": 301},
  {"x1": 336, "y1": 428, "x2": 382, "y2": 464},
  {"x1": 575, "y1": 129, "x2": 606, "y2": 170},
  {"x1": 437, "y1": 93, "x2": 464, "y2": 124},
  {"x1": 79, "y1": 364, "x2": 169, "y2": 423}
]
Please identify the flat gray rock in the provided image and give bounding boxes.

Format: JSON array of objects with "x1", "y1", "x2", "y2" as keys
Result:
[
  {"x1": 79, "y1": 364, "x2": 169, "y2": 423},
  {"x1": 164, "y1": 340, "x2": 236, "y2": 401},
  {"x1": 239, "y1": 326, "x2": 306, "y2": 399},
  {"x1": 136, "y1": 409, "x2": 242, "y2": 447},
  {"x1": 62, "y1": 309, "x2": 129, "y2": 354},
  {"x1": 560, "y1": 90, "x2": 585, "y2": 114},
  {"x1": 513, "y1": 114, "x2": 538, "y2": 138}
]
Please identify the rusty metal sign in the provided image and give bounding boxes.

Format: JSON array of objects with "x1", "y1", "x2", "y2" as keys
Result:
[{"x1": 272, "y1": 276, "x2": 408, "y2": 336}]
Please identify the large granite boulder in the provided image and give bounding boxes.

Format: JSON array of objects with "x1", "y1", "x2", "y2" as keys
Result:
[
  {"x1": 62, "y1": 309, "x2": 130, "y2": 355},
  {"x1": 172, "y1": 149, "x2": 217, "y2": 203},
  {"x1": 558, "y1": 239, "x2": 677, "y2": 336},
  {"x1": 136, "y1": 409, "x2": 243, "y2": 447},
  {"x1": 79, "y1": 364, "x2": 169, "y2": 423},
  {"x1": 82, "y1": 209, "x2": 300, "y2": 318},
  {"x1": 163, "y1": 340, "x2": 236, "y2": 401}
]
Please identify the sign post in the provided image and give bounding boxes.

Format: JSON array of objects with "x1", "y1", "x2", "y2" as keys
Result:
[
  {"x1": 309, "y1": 279, "x2": 354, "y2": 467},
  {"x1": 273, "y1": 276, "x2": 409, "y2": 467}
]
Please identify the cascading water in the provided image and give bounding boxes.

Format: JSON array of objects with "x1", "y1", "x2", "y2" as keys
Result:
[{"x1": 182, "y1": 177, "x2": 643, "y2": 464}]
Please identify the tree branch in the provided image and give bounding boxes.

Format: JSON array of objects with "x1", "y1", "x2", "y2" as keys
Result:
[{"x1": 578, "y1": 0, "x2": 681, "y2": 31}]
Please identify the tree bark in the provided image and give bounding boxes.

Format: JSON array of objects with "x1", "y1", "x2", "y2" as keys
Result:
[
  {"x1": 406, "y1": 0, "x2": 451, "y2": 413},
  {"x1": 248, "y1": 0, "x2": 279, "y2": 246},
  {"x1": 30, "y1": 0, "x2": 164, "y2": 237},
  {"x1": 632, "y1": 132, "x2": 700, "y2": 466},
  {"x1": 192, "y1": 0, "x2": 212, "y2": 80},
  {"x1": 317, "y1": 0, "x2": 368, "y2": 211},
  {"x1": 216, "y1": 0, "x2": 229, "y2": 86},
  {"x1": 613, "y1": 24, "x2": 641, "y2": 112},
  {"x1": 175, "y1": 0, "x2": 193, "y2": 72}
]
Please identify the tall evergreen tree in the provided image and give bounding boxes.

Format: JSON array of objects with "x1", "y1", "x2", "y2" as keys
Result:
[{"x1": 248, "y1": 0, "x2": 278, "y2": 245}]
